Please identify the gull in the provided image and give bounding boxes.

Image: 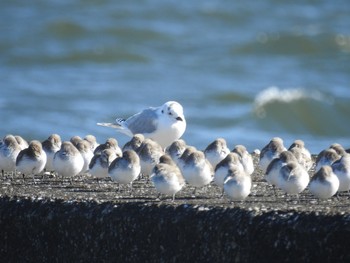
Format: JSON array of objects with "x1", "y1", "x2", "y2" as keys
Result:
[{"x1": 97, "y1": 101, "x2": 186, "y2": 148}]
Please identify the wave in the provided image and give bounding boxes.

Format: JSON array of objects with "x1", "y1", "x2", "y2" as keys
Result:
[
  {"x1": 253, "y1": 86, "x2": 327, "y2": 117},
  {"x1": 252, "y1": 86, "x2": 350, "y2": 136}
]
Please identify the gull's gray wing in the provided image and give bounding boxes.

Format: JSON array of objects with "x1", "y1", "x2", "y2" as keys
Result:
[{"x1": 124, "y1": 107, "x2": 159, "y2": 134}]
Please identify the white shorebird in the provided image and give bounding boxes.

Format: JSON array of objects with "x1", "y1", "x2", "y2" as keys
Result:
[
  {"x1": 276, "y1": 161, "x2": 310, "y2": 198},
  {"x1": 315, "y1": 148, "x2": 340, "y2": 172},
  {"x1": 181, "y1": 150, "x2": 213, "y2": 196},
  {"x1": 122, "y1": 134, "x2": 145, "y2": 152},
  {"x1": 136, "y1": 138, "x2": 164, "y2": 176},
  {"x1": 223, "y1": 167, "x2": 251, "y2": 202},
  {"x1": 53, "y1": 141, "x2": 84, "y2": 180},
  {"x1": 214, "y1": 152, "x2": 244, "y2": 189},
  {"x1": 265, "y1": 151, "x2": 297, "y2": 188},
  {"x1": 150, "y1": 154, "x2": 185, "y2": 201},
  {"x1": 166, "y1": 139, "x2": 187, "y2": 166},
  {"x1": 331, "y1": 153, "x2": 350, "y2": 194},
  {"x1": 16, "y1": 140, "x2": 47, "y2": 183},
  {"x1": 288, "y1": 139, "x2": 313, "y2": 171},
  {"x1": 94, "y1": 138, "x2": 122, "y2": 157},
  {"x1": 84, "y1": 135, "x2": 99, "y2": 152},
  {"x1": 97, "y1": 101, "x2": 186, "y2": 148},
  {"x1": 204, "y1": 138, "x2": 230, "y2": 168},
  {"x1": 89, "y1": 149, "x2": 117, "y2": 181},
  {"x1": 42, "y1": 134, "x2": 62, "y2": 172},
  {"x1": 259, "y1": 137, "x2": 287, "y2": 173},
  {"x1": 0, "y1": 135, "x2": 22, "y2": 177},
  {"x1": 309, "y1": 165, "x2": 339, "y2": 199},
  {"x1": 15, "y1": 135, "x2": 29, "y2": 150},
  {"x1": 108, "y1": 150, "x2": 141, "y2": 188},
  {"x1": 76, "y1": 140, "x2": 94, "y2": 175},
  {"x1": 232, "y1": 145, "x2": 254, "y2": 175}
]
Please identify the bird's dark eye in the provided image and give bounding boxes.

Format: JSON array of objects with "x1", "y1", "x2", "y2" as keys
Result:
[
  {"x1": 168, "y1": 112, "x2": 172, "y2": 115},
  {"x1": 161, "y1": 110, "x2": 164, "y2": 113}
]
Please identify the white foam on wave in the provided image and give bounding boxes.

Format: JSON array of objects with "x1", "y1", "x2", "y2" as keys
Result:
[{"x1": 253, "y1": 86, "x2": 328, "y2": 118}]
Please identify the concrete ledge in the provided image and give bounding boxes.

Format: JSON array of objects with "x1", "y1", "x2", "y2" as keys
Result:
[{"x1": 1, "y1": 196, "x2": 350, "y2": 262}]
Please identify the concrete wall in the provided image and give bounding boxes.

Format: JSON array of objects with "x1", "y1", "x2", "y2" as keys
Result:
[{"x1": 0, "y1": 197, "x2": 349, "y2": 262}]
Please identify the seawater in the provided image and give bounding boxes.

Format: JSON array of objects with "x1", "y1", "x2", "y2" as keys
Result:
[{"x1": 1, "y1": 0, "x2": 350, "y2": 153}]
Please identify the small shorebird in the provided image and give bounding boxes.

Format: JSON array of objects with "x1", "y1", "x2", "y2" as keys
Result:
[
  {"x1": 259, "y1": 137, "x2": 287, "y2": 173},
  {"x1": 108, "y1": 150, "x2": 141, "y2": 189},
  {"x1": 309, "y1": 165, "x2": 339, "y2": 199},
  {"x1": 53, "y1": 141, "x2": 84, "y2": 180},
  {"x1": 16, "y1": 140, "x2": 47, "y2": 183},
  {"x1": 150, "y1": 154, "x2": 185, "y2": 201},
  {"x1": 204, "y1": 138, "x2": 230, "y2": 168},
  {"x1": 223, "y1": 167, "x2": 251, "y2": 202}
]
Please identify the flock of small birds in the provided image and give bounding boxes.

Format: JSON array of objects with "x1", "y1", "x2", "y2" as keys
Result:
[
  {"x1": 1, "y1": 101, "x2": 349, "y2": 203},
  {"x1": 0, "y1": 133, "x2": 350, "y2": 202}
]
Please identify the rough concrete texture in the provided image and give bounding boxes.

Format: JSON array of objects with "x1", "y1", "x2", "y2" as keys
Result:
[{"x1": 1, "y1": 155, "x2": 350, "y2": 262}]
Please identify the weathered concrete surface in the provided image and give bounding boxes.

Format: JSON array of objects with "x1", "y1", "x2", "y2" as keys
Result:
[{"x1": 1, "y1": 156, "x2": 350, "y2": 262}]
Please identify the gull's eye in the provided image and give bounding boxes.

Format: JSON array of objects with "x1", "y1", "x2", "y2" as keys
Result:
[
  {"x1": 168, "y1": 112, "x2": 172, "y2": 115},
  {"x1": 161, "y1": 110, "x2": 164, "y2": 113}
]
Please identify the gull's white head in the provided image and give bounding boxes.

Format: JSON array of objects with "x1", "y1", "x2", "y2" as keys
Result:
[{"x1": 160, "y1": 101, "x2": 186, "y2": 123}]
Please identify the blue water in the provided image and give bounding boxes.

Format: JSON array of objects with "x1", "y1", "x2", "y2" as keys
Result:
[{"x1": 1, "y1": 0, "x2": 350, "y2": 153}]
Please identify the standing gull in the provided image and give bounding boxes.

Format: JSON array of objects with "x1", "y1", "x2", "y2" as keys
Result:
[{"x1": 97, "y1": 101, "x2": 186, "y2": 148}]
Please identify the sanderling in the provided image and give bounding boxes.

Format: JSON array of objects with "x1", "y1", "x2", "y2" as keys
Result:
[
  {"x1": 97, "y1": 101, "x2": 186, "y2": 148},
  {"x1": 223, "y1": 167, "x2": 251, "y2": 202},
  {"x1": 16, "y1": 140, "x2": 47, "y2": 183},
  {"x1": 204, "y1": 138, "x2": 230, "y2": 168},
  {"x1": 165, "y1": 139, "x2": 187, "y2": 166},
  {"x1": 288, "y1": 139, "x2": 313, "y2": 171},
  {"x1": 265, "y1": 151, "x2": 297, "y2": 188},
  {"x1": 94, "y1": 137, "x2": 122, "y2": 157},
  {"x1": 84, "y1": 135, "x2": 99, "y2": 152},
  {"x1": 70, "y1": 135, "x2": 82, "y2": 148},
  {"x1": 136, "y1": 138, "x2": 164, "y2": 176},
  {"x1": 309, "y1": 166, "x2": 339, "y2": 199},
  {"x1": 150, "y1": 154, "x2": 185, "y2": 201},
  {"x1": 15, "y1": 135, "x2": 29, "y2": 150},
  {"x1": 330, "y1": 143, "x2": 347, "y2": 157},
  {"x1": 0, "y1": 134, "x2": 21, "y2": 176},
  {"x1": 177, "y1": 145, "x2": 197, "y2": 172},
  {"x1": 89, "y1": 149, "x2": 117, "y2": 180},
  {"x1": 232, "y1": 145, "x2": 254, "y2": 175},
  {"x1": 122, "y1": 134, "x2": 145, "y2": 152},
  {"x1": 42, "y1": 134, "x2": 62, "y2": 172},
  {"x1": 331, "y1": 153, "x2": 350, "y2": 194},
  {"x1": 53, "y1": 141, "x2": 84, "y2": 179},
  {"x1": 315, "y1": 148, "x2": 340, "y2": 172},
  {"x1": 181, "y1": 150, "x2": 213, "y2": 195},
  {"x1": 214, "y1": 152, "x2": 244, "y2": 189},
  {"x1": 259, "y1": 137, "x2": 286, "y2": 173},
  {"x1": 76, "y1": 139, "x2": 94, "y2": 174},
  {"x1": 276, "y1": 161, "x2": 309, "y2": 197},
  {"x1": 108, "y1": 150, "x2": 141, "y2": 187}
]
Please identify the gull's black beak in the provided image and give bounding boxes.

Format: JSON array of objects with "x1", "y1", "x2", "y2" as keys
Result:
[{"x1": 176, "y1": 117, "x2": 183, "y2": 121}]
